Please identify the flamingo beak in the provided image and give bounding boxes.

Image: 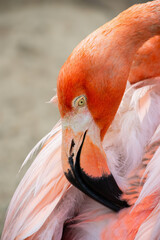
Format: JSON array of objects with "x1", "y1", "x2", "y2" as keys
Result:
[{"x1": 61, "y1": 127, "x2": 129, "y2": 212}]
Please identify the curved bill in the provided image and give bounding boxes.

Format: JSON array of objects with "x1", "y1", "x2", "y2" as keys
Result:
[{"x1": 61, "y1": 127, "x2": 129, "y2": 212}]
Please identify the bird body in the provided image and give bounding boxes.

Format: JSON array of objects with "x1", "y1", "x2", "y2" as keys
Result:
[{"x1": 2, "y1": 1, "x2": 160, "y2": 239}]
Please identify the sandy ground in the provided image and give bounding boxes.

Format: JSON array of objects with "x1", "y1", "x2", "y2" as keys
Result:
[{"x1": 0, "y1": 0, "x2": 149, "y2": 236}]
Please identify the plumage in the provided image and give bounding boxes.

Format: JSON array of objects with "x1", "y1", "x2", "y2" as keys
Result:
[{"x1": 2, "y1": 1, "x2": 160, "y2": 239}]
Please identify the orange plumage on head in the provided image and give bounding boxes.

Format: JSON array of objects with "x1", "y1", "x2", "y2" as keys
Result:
[{"x1": 57, "y1": 0, "x2": 160, "y2": 211}]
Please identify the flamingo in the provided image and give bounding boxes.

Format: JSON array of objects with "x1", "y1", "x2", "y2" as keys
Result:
[{"x1": 2, "y1": 0, "x2": 160, "y2": 239}]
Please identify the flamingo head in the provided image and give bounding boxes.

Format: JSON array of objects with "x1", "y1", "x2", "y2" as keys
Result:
[
  {"x1": 57, "y1": 1, "x2": 160, "y2": 211},
  {"x1": 57, "y1": 33, "x2": 129, "y2": 211}
]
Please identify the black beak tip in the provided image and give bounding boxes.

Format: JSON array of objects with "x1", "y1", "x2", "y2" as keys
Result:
[{"x1": 65, "y1": 131, "x2": 129, "y2": 212}]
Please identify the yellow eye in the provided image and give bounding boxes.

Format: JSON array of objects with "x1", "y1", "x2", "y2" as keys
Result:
[{"x1": 73, "y1": 95, "x2": 87, "y2": 108}]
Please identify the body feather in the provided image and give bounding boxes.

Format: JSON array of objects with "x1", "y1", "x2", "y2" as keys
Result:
[{"x1": 2, "y1": 1, "x2": 160, "y2": 239}]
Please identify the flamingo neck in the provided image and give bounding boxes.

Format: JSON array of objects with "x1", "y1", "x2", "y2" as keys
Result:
[{"x1": 88, "y1": 1, "x2": 160, "y2": 138}]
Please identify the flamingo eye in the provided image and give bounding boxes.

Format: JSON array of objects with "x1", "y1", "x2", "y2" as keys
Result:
[{"x1": 73, "y1": 95, "x2": 87, "y2": 108}]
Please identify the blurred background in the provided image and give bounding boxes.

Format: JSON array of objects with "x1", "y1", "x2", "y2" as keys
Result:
[{"x1": 0, "y1": 0, "x2": 151, "y2": 235}]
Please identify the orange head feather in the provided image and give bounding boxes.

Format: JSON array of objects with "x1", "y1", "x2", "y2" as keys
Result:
[
  {"x1": 57, "y1": 1, "x2": 160, "y2": 210},
  {"x1": 58, "y1": 0, "x2": 160, "y2": 138}
]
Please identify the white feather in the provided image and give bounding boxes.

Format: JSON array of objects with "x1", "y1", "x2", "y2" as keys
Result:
[
  {"x1": 103, "y1": 77, "x2": 160, "y2": 190},
  {"x1": 20, "y1": 120, "x2": 61, "y2": 170}
]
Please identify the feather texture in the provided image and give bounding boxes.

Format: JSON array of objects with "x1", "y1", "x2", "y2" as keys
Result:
[
  {"x1": 2, "y1": 123, "x2": 70, "y2": 240},
  {"x1": 2, "y1": 1, "x2": 160, "y2": 238}
]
